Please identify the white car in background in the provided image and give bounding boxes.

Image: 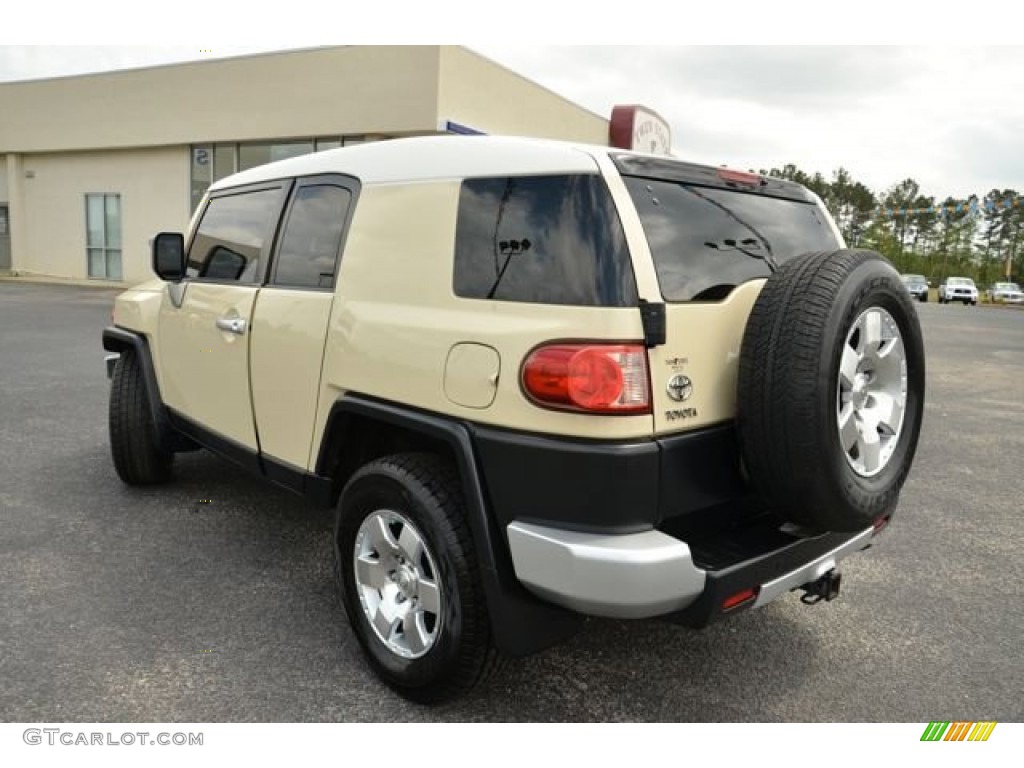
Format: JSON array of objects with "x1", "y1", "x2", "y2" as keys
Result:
[
  {"x1": 986, "y1": 282, "x2": 1024, "y2": 304},
  {"x1": 938, "y1": 277, "x2": 978, "y2": 305}
]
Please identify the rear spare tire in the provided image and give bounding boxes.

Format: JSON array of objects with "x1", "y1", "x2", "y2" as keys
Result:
[{"x1": 737, "y1": 250, "x2": 925, "y2": 532}]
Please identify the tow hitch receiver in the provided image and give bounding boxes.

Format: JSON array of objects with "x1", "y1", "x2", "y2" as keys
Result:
[{"x1": 799, "y1": 569, "x2": 841, "y2": 605}]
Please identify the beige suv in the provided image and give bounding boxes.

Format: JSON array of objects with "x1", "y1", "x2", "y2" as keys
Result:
[{"x1": 103, "y1": 136, "x2": 926, "y2": 702}]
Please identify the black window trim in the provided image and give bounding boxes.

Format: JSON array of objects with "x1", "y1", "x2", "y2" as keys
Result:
[
  {"x1": 185, "y1": 179, "x2": 293, "y2": 287},
  {"x1": 265, "y1": 173, "x2": 362, "y2": 293}
]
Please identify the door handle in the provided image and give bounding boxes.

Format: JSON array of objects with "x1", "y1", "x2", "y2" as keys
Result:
[{"x1": 215, "y1": 316, "x2": 247, "y2": 335}]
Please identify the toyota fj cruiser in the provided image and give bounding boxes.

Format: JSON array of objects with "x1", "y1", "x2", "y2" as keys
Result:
[{"x1": 103, "y1": 136, "x2": 925, "y2": 702}]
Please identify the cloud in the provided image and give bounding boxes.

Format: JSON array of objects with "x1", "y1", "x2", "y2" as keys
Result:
[
  {"x1": 472, "y1": 45, "x2": 1024, "y2": 200},
  {"x1": 2, "y1": 44, "x2": 1022, "y2": 202}
]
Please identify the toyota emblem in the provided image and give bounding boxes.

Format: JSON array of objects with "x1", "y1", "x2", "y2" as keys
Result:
[{"x1": 666, "y1": 374, "x2": 693, "y2": 402}]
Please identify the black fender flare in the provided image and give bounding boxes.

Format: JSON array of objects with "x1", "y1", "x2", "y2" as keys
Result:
[
  {"x1": 317, "y1": 394, "x2": 583, "y2": 657},
  {"x1": 102, "y1": 326, "x2": 186, "y2": 454}
]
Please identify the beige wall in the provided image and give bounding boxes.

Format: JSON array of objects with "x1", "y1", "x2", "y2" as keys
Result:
[
  {"x1": 437, "y1": 48, "x2": 608, "y2": 144},
  {"x1": 1, "y1": 46, "x2": 613, "y2": 283},
  {"x1": 0, "y1": 47, "x2": 443, "y2": 152},
  {"x1": 19, "y1": 147, "x2": 189, "y2": 284},
  {"x1": 0, "y1": 156, "x2": 7, "y2": 201}
]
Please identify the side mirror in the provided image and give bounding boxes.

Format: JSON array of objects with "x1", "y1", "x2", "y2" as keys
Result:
[{"x1": 153, "y1": 232, "x2": 186, "y2": 281}]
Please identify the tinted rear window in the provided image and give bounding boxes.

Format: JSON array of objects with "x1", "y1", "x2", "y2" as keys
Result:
[
  {"x1": 623, "y1": 178, "x2": 840, "y2": 302},
  {"x1": 454, "y1": 175, "x2": 637, "y2": 307}
]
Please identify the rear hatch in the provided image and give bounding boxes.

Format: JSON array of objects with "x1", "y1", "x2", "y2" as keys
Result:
[{"x1": 612, "y1": 155, "x2": 844, "y2": 437}]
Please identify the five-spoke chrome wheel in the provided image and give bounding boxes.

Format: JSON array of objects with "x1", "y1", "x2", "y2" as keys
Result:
[
  {"x1": 353, "y1": 510, "x2": 443, "y2": 659},
  {"x1": 837, "y1": 306, "x2": 908, "y2": 477}
]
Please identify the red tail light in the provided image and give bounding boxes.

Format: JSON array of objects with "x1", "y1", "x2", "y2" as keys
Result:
[{"x1": 521, "y1": 343, "x2": 650, "y2": 414}]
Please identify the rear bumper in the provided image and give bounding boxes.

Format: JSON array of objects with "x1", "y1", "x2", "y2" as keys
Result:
[
  {"x1": 507, "y1": 523, "x2": 705, "y2": 619},
  {"x1": 507, "y1": 519, "x2": 877, "y2": 623}
]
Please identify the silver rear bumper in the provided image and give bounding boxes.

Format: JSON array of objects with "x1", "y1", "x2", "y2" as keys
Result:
[
  {"x1": 506, "y1": 522, "x2": 705, "y2": 619},
  {"x1": 507, "y1": 520, "x2": 876, "y2": 620}
]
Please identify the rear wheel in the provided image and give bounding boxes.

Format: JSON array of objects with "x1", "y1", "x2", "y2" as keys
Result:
[
  {"x1": 335, "y1": 453, "x2": 501, "y2": 703},
  {"x1": 108, "y1": 350, "x2": 173, "y2": 485},
  {"x1": 737, "y1": 249, "x2": 925, "y2": 532}
]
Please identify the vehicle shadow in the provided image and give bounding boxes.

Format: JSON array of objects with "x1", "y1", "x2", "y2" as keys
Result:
[{"x1": 449, "y1": 608, "x2": 822, "y2": 722}]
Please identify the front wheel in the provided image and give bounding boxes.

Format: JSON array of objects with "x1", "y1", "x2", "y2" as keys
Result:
[
  {"x1": 335, "y1": 454, "x2": 501, "y2": 703},
  {"x1": 108, "y1": 350, "x2": 173, "y2": 485}
]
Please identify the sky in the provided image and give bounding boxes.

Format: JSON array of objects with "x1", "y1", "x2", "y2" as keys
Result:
[{"x1": 1, "y1": 44, "x2": 1022, "y2": 203}]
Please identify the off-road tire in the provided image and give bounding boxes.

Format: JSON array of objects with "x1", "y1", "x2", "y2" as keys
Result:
[
  {"x1": 109, "y1": 350, "x2": 174, "y2": 485},
  {"x1": 335, "y1": 453, "x2": 502, "y2": 703},
  {"x1": 737, "y1": 249, "x2": 925, "y2": 532}
]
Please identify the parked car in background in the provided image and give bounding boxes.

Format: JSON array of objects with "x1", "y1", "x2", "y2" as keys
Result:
[
  {"x1": 901, "y1": 274, "x2": 929, "y2": 302},
  {"x1": 986, "y1": 281, "x2": 1024, "y2": 304},
  {"x1": 938, "y1": 277, "x2": 978, "y2": 305}
]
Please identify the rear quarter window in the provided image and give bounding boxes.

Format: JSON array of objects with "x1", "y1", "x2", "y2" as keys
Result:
[{"x1": 453, "y1": 174, "x2": 637, "y2": 307}]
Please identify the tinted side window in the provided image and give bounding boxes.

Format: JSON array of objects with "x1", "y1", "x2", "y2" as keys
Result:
[
  {"x1": 454, "y1": 175, "x2": 637, "y2": 307},
  {"x1": 623, "y1": 177, "x2": 840, "y2": 302},
  {"x1": 187, "y1": 187, "x2": 285, "y2": 282},
  {"x1": 272, "y1": 185, "x2": 352, "y2": 289}
]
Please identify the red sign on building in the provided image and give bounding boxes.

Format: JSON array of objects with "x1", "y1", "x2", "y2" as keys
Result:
[{"x1": 609, "y1": 105, "x2": 672, "y2": 155}]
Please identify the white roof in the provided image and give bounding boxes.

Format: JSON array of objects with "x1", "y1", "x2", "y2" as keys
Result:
[{"x1": 210, "y1": 135, "x2": 612, "y2": 190}]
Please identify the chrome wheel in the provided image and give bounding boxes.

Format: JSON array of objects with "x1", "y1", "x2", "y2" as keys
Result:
[
  {"x1": 353, "y1": 510, "x2": 443, "y2": 659},
  {"x1": 837, "y1": 306, "x2": 908, "y2": 477}
]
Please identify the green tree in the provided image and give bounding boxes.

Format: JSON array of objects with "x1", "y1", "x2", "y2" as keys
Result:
[{"x1": 880, "y1": 179, "x2": 921, "y2": 259}]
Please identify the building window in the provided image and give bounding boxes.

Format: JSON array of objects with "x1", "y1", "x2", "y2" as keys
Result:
[
  {"x1": 86, "y1": 194, "x2": 122, "y2": 280},
  {"x1": 189, "y1": 137, "x2": 389, "y2": 212},
  {"x1": 191, "y1": 146, "x2": 212, "y2": 213},
  {"x1": 214, "y1": 144, "x2": 236, "y2": 182},
  {"x1": 239, "y1": 141, "x2": 315, "y2": 173}
]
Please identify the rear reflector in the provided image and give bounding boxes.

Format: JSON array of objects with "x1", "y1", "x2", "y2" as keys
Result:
[
  {"x1": 722, "y1": 587, "x2": 759, "y2": 611},
  {"x1": 872, "y1": 515, "x2": 890, "y2": 534},
  {"x1": 522, "y1": 343, "x2": 650, "y2": 414}
]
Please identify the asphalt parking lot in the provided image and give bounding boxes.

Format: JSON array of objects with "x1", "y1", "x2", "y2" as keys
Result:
[{"x1": 1, "y1": 281, "x2": 1021, "y2": 722}]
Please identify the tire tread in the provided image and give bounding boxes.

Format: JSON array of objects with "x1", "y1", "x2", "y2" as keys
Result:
[{"x1": 109, "y1": 350, "x2": 173, "y2": 485}]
